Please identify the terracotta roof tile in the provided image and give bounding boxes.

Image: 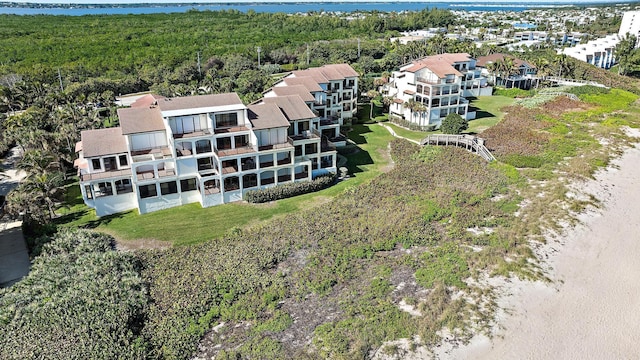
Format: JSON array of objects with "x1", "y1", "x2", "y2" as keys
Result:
[
  {"x1": 118, "y1": 106, "x2": 165, "y2": 135},
  {"x1": 131, "y1": 94, "x2": 166, "y2": 108},
  {"x1": 270, "y1": 85, "x2": 315, "y2": 102},
  {"x1": 156, "y1": 93, "x2": 244, "y2": 111},
  {"x1": 81, "y1": 127, "x2": 128, "y2": 158},
  {"x1": 282, "y1": 76, "x2": 323, "y2": 92},
  {"x1": 247, "y1": 103, "x2": 291, "y2": 130},
  {"x1": 262, "y1": 95, "x2": 316, "y2": 121}
]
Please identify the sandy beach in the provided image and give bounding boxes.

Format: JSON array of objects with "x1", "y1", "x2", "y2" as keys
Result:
[{"x1": 438, "y1": 142, "x2": 640, "y2": 360}]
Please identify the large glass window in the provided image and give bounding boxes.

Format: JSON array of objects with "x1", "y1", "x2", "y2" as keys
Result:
[
  {"x1": 139, "y1": 184, "x2": 157, "y2": 199},
  {"x1": 180, "y1": 178, "x2": 197, "y2": 192},
  {"x1": 197, "y1": 157, "x2": 214, "y2": 171},
  {"x1": 216, "y1": 137, "x2": 232, "y2": 150},
  {"x1": 91, "y1": 159, "x2": 101, "y2": 170},
  {"x1": 224, "y1": 176, "x2": 240, "y2": 191},
  {"x1": 115, "y1": 179, "x2": 133, "y2": 194},
  {"x1": 95, "y1": 182, "x2": 113, "y2": 197},
  {"x1": 160, "y1": 181, "x2": 178, "y2": 195},
  {"x1": 196, "y1": 140, "x2": 212, "y2": 154},
  {"x1": 215, "y1": 112, "x2": 238, "y2": 128},
  {"x1": 234, "y1": 134, "x2": 249, "y2": 148},
  {"x1": 84, "y1": 185, "x2": 93, "y2": 199}
]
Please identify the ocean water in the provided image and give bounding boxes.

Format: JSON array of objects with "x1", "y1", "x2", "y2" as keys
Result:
[{"x1": 0, "y1": 1, "x2": 621, "y2": 16}]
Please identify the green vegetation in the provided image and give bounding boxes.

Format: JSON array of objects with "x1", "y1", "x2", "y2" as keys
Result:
[
  {"x1": 440, "y1": 113, "x2": 468, "y2": 134},
  {"x1": 244, "y1": 173, "x2": 337, "y2": 203},
  {"x1": 0, "y1": 229, "x2": 148, "y2": 359},
  {"x1": 467, "y1": 95, "x2": 515, "y2": 134}
]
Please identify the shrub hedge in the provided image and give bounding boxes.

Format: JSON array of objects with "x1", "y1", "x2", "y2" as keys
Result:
[{"x1": 244, "y1": 173, "x2": 337, "y2": 203}]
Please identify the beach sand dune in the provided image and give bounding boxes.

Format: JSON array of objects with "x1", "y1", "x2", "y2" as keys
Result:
[{"x1": 442, "y1": 144, "x2": 640, "y2": 360}]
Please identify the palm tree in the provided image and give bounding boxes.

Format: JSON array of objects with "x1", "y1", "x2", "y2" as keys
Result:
[{"x1": 403, "y1": 98, "x2": 427, "y2": 126}]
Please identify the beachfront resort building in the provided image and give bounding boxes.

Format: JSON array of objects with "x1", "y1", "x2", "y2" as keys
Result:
[
  {"x1": 381, "y1": 53, "x2": 491, "y2": 129},
  {"x1": 619, "y1": 10, "x2": 640, "y2": 45},
  {"x1": 476, "y1": 53, "x2": 538, "y2": 90},
  {"x1": 75, "y1": 64, "x2": 358, "y2": 216}
]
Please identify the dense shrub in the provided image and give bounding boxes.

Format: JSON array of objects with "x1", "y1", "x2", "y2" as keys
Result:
[
  {"x1": 440, "y1": 113, "x2": 468, "y2": 134},
  {"x1": 567, "y1": 85, "x2": 610, "y2": 96},
  {"x1": 244, "y1": 173, "x2": 337, "y2": 203},
  {"x1": 494, "y1": 87, "x2": 534, "y2": 98},
  {"x1": 0, "y1": 229, "x2": 148, "y2": 360}
]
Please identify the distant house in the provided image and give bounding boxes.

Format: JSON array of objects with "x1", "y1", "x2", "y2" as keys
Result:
[
  {"x1": 476, "y1": 53, "x2": 538, "y2": 90},
  {"x1": 381, "y1": 53, "x2": 492, "y2": 130},
  {"x1": 75, "y1": 64, "x2": 358, "y2": 216}
]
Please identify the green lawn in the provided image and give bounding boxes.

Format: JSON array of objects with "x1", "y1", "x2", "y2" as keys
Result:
[
  {"x1": 56, "y1": 124, "x2": 394, "y2": 245},
  {"x1": 466, "y1": 95, "x2": 515, "y2": 134},
  {"x1": 383, "y1": 122, "x2": 433, "y2": 142}
]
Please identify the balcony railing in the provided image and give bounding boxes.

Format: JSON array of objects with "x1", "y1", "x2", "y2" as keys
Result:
[
  {"x1": 80, "y1": 169, "x2": 132, "y2": 182},
  {"x1": 172, "y1": 129, "x2": 213, "y2": 139},
  {"x1": 216, "y1": 145, "x2": 257, "y2": 157}
]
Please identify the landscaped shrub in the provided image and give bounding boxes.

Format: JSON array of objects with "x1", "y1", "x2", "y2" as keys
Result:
[{"x1": 244, "y1": 173, "x2": 337, "y2": 203}]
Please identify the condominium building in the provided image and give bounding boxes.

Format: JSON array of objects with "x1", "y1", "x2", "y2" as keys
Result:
[
  {"x1": 382, "y1": 53, "x2": 491, "y2": 129},
  {"x1": 619, "y1": 10, "x2": 640, "y2": 44},
  {"x1": 75, "y1": 64, "x2": 357, "y2": 216},
  {"x1": 561, "y1": 34, "x2": 619, "y2": 69}
]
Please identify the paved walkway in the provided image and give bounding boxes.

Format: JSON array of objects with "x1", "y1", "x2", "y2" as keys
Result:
[{"x1": 0, "y1": 146, "x2": 29, "y2": 288}]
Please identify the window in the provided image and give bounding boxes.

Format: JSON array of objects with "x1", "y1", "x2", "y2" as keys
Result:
[
  {"x1": 224, "y1": 176, "x2": 240, "y2": 191},
  {"x1": 297, "y1": 121, "x2": 309, "y2": 134},
  {"x1": 119, "y1": 154, "x2": 128, "y2": 167},
  {"x1": 215, "y1": 112, "x2": 238, "y2": 128},
  {"x1": 243, "y1": 174, "x2": 258, "y2": 188},
  {"x1": 197, "y1": 157, "x2": 214, "y2": 171},
  {"x1": 295, "y1": 145, "x2": 302, "y2": 157},
  {"x1": 241, "y1": 157, "x2": 256, "y2": 171},
  {"x1": 305, "y1": 143, "x2": 317, "y2": 155},
  {"x1": 115, "y1": 179, "x2": 133, "y2": 194},
  {"x1": 92, "y1": 159, "x2": 101, "y2": 170},
  {"x1": 180, "y1": 178, "x2": 197, "y2": 192},
  {"x1": 95, "y1": 182, "x2": 113, "y2": 197},
  {"x1": 139, "y1": 184, "x2": 157, "y2": 199},
  {"x1": 104, "y1": 156, "x2": 117, "y2": 171},
  {"x1": 84, "y1": 185, "x2": 93, "y2": 199},
  {"x1": 160, "y1": 181, "x2": 178, "y2": 195},
  {"x1": 196, "y1": 140, "x2": 212, "y2": 154},
  {"x1": 221, "y1": 159, "x2": 238, "y2": 173},
  {"x1": 234, "y1": 134, "x2": 249, "y2": 148},
  {"x1": 216, "y1": 137, "x2": 232, "y2": 150}
]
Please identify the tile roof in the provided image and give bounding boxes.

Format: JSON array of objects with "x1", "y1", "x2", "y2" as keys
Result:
[
  {"x1": 270, "y1": 85, "x2": 316, "y2": 102},
  {"x1": 155, "y1": 93, "x2": 244, "y2": 111},
  {"x1": 131, "y1": 94, "x2": 166, "y2": 108},
  {"x1": 292, "y1": 63, "x2": 358, "y2": 83},
  {"x1": 81, "y1": 127, "x2": 128, "y2": 158},
  {"x1": 247, "y1": 103, "x2": 291, "y2": 130},
  {"x1": 262, "y1": 95, "x2": 317, "y2": 121},
  {"x1": 118, "y1": 106, "x2": 165, "y2": 135},
  {"x1": 403, "y1": 53, "x2": 473, "y2": 78},
  {"x1": 282, "y1": 76, "x2": 323, "y2": 92}
]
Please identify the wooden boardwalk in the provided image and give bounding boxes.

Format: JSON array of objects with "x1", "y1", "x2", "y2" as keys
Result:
[{"x1": 420, "y1": 134, "x2": 496, "y2": 162}]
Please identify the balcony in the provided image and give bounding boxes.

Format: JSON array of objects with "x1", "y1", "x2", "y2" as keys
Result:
[
  {"x1": 320, "y1": 116, "x2": 340, "y2": 127},
  {"x1": 216, "y1": 145, "x2": 256, "y2": 157},
  {"x1": 172, "y1": 129, "x2": 213, "y2": 139},
  {"x1": 258, "y1": 142, "x2": 293, "y2": 152},
  {"x1": 80, "y1": 168, "x2": 132, "y2": 182},
  {"x1": 131, "y1": 147, "x2": 172, "y2": 163},
  {"x1": 214, "y1": 126, "x2": 249, "y2": 134}
]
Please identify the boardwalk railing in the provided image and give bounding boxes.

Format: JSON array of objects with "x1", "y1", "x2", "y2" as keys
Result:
[
  {"x1": 542, "y1": 76, "x2": 608, "y2": 88},
  {"x1": 420, "y1": 134, "x2": 496, "y2": 162}
]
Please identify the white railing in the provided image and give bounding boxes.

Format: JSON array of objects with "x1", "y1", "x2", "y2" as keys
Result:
[{"x1": 420, "y1": 134, "x2": 496, "y2": 162}]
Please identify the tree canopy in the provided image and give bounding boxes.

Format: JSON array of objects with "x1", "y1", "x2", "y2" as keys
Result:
[{"x1": 440, "y1": 113, "x2": 468, "y2": 134}]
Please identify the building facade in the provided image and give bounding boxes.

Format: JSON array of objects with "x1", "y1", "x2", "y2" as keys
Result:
[
  {"x1": 476, "y1": 53, "x2": 538, "y2": 90},
  {"x1": 382, "y1": 53, "x2": 491, "y2": 129},
  {"x1": 619, "y1": 10, "x2": 640, "y2": 44},
  {"x1": 561, "y1": 34, "x2": 619, "y2": 69},
  {"x1": 76, "y1": 64, "x2": 358, "y2": 216}
]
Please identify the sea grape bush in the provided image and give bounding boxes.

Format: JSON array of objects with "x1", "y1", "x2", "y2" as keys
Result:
[
  {"x1": 0, "y1": 229, "x2": 148, "y2": 360},
  {"x1": 243, "y1": 173, "x2": 337, "y2": 203}
]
